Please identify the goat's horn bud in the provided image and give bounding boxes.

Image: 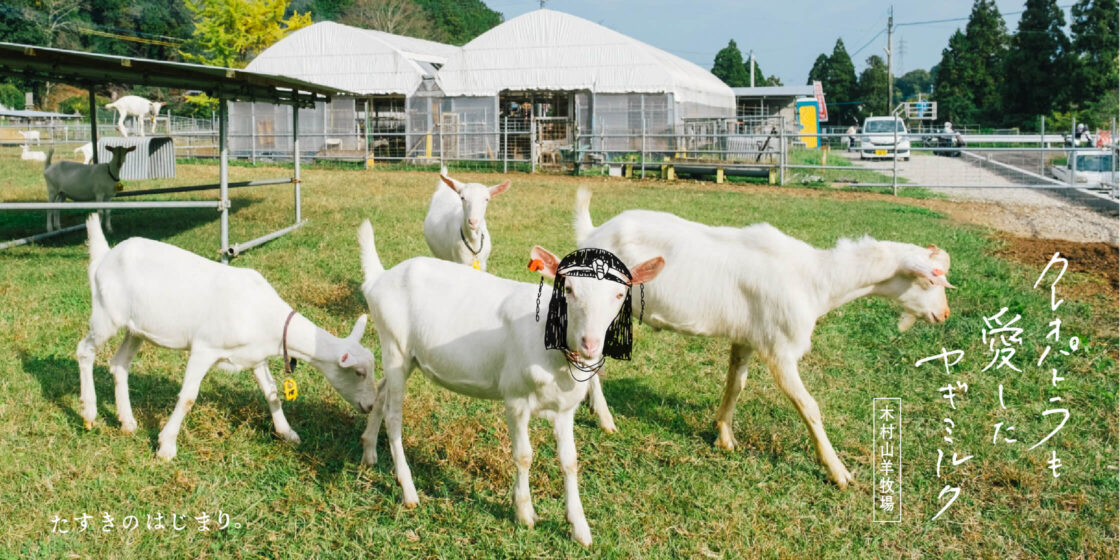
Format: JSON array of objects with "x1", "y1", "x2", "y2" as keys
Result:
[
  {"x1": 932, "y1": 268, "x2": 946, "y2": 276},
  {"x1": 528, "y1": 259, "x2": 543, "y2": 272}
]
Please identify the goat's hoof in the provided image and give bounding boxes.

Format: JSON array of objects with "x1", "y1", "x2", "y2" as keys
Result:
[
  {"x1": 403, "y1": 500, "x2": 418, "y2": 509},
  {"x1": 829, "y1": 465, "x2": 855, "y2": 489},
  {"x1": 599, "y1": 420, "x2": 618, "y2": 434},
  {"x1": 571, "y1": 523, "x2": 592, "y2": 547},
  {"x1": 279, "y1": 430, "x2": 301, "y2": 444},
  {"x1": 83, "y1": 420, "x2": 94, "y2": 431},
  {"x1": 120, "y1": 420, "x2": 137, "y2": 435},
  {"x1": 516, "y1": 506, "x2": 537, "y2": 528},
  {"x1": 156, "y1": 445, "x2": 177, "y2": 461}
]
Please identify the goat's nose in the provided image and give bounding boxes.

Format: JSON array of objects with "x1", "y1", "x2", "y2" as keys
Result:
[
  {"x1": 580, "y1": 336, "x2": 600, "y2": 356},
  {"x1": 469, "y1": 218, "x2": 479, "y2": 228},
  {"x1": 943, "y1": 308, "x2": 951, "y2": 321}
]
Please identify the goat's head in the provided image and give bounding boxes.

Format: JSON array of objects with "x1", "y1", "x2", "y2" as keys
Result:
[
  {"x1": 150, "y1": 101, "x2": 165, "y2": 119},
  {"x1": 534, "y1": 247, "x2": 665, "y2": 362},
  {"x1": 315, "y1": 314, "x2": 377, "y2": 413},
  {"x1": 883, "y1": 244, "x2": 955, "y2": 331},
  {"x1": 107, "y1": 145, "x2": 136, "y2": 163},
  {"x1": 440, "y1": 172, "x2": 510, "y2": 232}
]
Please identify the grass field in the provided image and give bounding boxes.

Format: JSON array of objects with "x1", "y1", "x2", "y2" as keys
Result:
[{"x1": 0, "y1": 153, "x2": 1116, "y2": 558}]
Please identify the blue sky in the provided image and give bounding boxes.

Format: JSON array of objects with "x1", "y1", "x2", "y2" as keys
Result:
[{"x1": 485, "y1": 1, "x2": 1073, "y2": 84}]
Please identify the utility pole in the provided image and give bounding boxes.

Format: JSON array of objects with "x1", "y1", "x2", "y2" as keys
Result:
[
  {"x1": 749, "y1": 50, "x2": 755, "y2": 87},
  {"x1": 885, "y1": 6, "x2": 894, "y2": 113}
]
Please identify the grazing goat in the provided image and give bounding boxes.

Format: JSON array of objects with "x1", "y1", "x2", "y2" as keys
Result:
[
  {"x1": 78, "y1": 214, "x2": 377, "y2": 460},
  {"x1": 17, "y1": 130, "x2": 41, "y2": 144},
  {"x1": 105, "y1": 95, "x2": 164, "y2": 137},
  {"x1": 356, "y1": 219, "x2": 663, "y2": 546},
  {"x1": 20, "y1": 144, "x2": 46, "y2": 162},
  {"x1": 43, "y1": 145, "x2": 134, "y2": 233},
  {"x1": 573, "y1": 189, "x2": 954, "y2": 488},
  {"x1": 422, "y1": 168, "x2": 510, "y2": 271},
  {"x1": 74, "y1": 142, "x2": 93, "y2": 164}
]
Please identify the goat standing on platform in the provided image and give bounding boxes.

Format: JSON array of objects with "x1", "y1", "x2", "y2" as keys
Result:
[
  {"x1": 105, "y1": 95, "x2": 164, "y2": 137},
  {"x1": 422, "y1": 168, "x2": 510, "y2": 271},
  {"x1": 573, "y1": 188, "x2": 955, "y2": 488}
]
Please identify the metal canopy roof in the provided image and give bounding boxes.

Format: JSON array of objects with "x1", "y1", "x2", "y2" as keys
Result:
[
  {"x1": 0, "y1": 108, "x2": 81, "y2": 118},
  {"x1": 0, "y1": 42, "x2": 356, "y2": 107}
]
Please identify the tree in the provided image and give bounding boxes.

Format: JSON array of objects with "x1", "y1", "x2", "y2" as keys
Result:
[
  {"x1": 1070, "y1": 0, "x2": 1119, "y2": 109},
  {"x1": 340, "y1": 0, "x2": 430, "y2": 38},
  {"x1": 806, "y1": 53, "x2": 829, "y2": 85},
  {"x1": 934, "y1": 30, "x2": 974, "y2": 123},
  {"x1": 857, "y1": 55, "x2": 890, "y2": 119},
  {"x1": 180, "y1": 0, "x2": 312, "y2": 69},
  {"x1": 824, "y1": 39, "x2": 859, "y2": 124},
  {"x1": 413, "y1": 0, "x2": 501, "y2": 46},
  {"x1": 711, "y1": 39, "x2": 750, "y2": 87},
  {"x1": 1003, "y1": 0, "x2": 1070, "y2": 128},
  {"x1": 959, "y1": 0, "x2": 1009, "y2": 124},
  {"x1": 896, "y1": 69, "x2": 933, "y2": 101}
]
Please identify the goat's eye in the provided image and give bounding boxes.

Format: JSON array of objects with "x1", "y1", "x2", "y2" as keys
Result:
[
  {"x1": 355, "y1": 368, "x2": 367, "y2": 379},
  {"x1": 616, "y1": 293, "x2": 624, "y2": 300}
]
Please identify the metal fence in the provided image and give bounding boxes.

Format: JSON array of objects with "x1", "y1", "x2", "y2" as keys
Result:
[{"x1": 4, "y1": 113, "x2": 1116, "y2": 202}]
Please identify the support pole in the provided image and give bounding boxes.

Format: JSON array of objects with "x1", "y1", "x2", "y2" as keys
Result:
[
  {"x1": 293, "y1": 101, "x2": 301, "y2": 224},
  {"x1": 886, "y1": 6, "x2": 894, "y2": 114},
  {"x1": 892, "y1": 116, "x2": 899, "y2": 196},
  {"x1": 641, "y1": 115, "x2": 646, "y2": 179},
  {"x1": 219, "y1": 98, "x2": 230, "y2": 263},
  {"x1": 364, "y1": 98, "x2": 371, "y2": 170},
  {"x1": 251, "y1": 102, "x2": 257, "y2": 164},
  {"x1": 89, "y1": 86, "x2": 99, "y2": 164},
  {"x1": 503, "y1": 116, "x2": 508, "y2": 174}
]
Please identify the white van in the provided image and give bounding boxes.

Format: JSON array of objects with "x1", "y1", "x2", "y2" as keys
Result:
[{"x1": 859, "y1": 116, "x2": 910, "y2": 161}]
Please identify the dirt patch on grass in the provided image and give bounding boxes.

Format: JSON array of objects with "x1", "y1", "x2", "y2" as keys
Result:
[{"x1": 993, "y1": 233, "x2": 1118, "y2": 301}]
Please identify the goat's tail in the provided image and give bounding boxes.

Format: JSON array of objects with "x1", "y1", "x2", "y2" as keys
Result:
[
  {"x1": 86, "y1": 213, "x2": 110, "y2": 286},
  {"x1": 43, "y1": 148, "x2": 54, "y2": 171},
  {"x1": 357, "y1": 219, "x2": 385, "y2": 285},
  {"x1": 573, "y1": 187, "x2": 595, "y2": 245}
]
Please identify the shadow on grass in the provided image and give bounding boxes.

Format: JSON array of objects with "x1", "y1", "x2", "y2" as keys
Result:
[
  {"x1": 18, "y1": 351, "x2": 507, "y2": 518},
  {"x1": 0, "y1": 198, "x2": 257, "y2": 249}
]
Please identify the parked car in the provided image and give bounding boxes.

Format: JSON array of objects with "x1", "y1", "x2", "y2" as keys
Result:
[
  {"x1": 1048, "y1": 149, "x2": 1118, "y2": 191},
  {"x1": 859, "y1": 116, "x2": 910, "y2": 161}
]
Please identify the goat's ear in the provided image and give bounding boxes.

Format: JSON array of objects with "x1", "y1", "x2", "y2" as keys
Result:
[
  {"x1": 348, "y1": 314, "x2": 368, "y2": 341},
  {"x1": 125, "y1": 146, "x2": 136, "y2": 153},
  {"x1": 530, "y1": 246, "x2": 560, "y2": 279},
  {"x1": 489, "y1": 180, "x2": 510, "y2": 197},
  {"x1": 903, "y1": 262, "x2": 955, "y2": 289},
  {"x1": 339, "y1": 351, "x2": 358, "y2": 368},
  {"x1": 440, "y1": 174, "x2": 460, "y2": 193},
  {"x1": 630, "y1": 256, "x2": 666, "y2": 285}
]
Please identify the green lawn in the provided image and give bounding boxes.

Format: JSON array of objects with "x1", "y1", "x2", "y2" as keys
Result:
[{"x1": 0, "y1": 153, "x2": 1116, "y2": 558}]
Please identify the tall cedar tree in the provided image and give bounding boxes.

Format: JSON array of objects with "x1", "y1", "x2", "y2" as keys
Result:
[
  {"x1": 1070, "y1": 0, "x2": 1119, "y2": 108},
  {"x1": 960, "y1": 0, "x2": 1009, "y2": 124},
  {"x1": 934, "y1": 30, "x2": 974, "y2": 123},
  {"x1": 1003, "y1": 0, "x2": 1070, "y2": 128},
  {"x1": 711, "y1": 39, "x2": 750, "y2": 87},
  {"x1": 807, "y1": 53, "x2": 829, "y2": 85},
  {"x1": 825, "y1": 39, "x2": 858, "y2": 125},
  {"x1": 857, "y1": 55, "x2": 890, "y2": 119}
]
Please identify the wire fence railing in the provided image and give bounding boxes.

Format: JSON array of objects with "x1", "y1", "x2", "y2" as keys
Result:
[{"x1": 3, "y1": 116, "x2": 1116, "y2": 200}]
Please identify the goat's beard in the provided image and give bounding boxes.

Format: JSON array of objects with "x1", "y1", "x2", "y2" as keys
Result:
[{"x1": 898, "y1": 312, "x2": 917, "y2": 332}]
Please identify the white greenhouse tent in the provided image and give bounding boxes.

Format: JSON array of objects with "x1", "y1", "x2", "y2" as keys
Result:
[
  {"x1": 436, "y1": 9, "x2": 736, "y2": 156},
  {"x1": 229, "y1": 21, "x2": 458, "y2": 160}
]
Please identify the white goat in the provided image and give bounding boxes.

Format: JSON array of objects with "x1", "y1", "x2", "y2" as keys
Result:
[
  {"x1": 105, "y1": 95, "x2": 164, "y2": 137},
  {"x1": 43, "y1": 145, "x2": 135, "y2": 233},
  {"x1": 78, "y1": 214, "x2": 377, "y2": 460},
  {"x1": 422, "y1": 168, "x2": 510, "y2": 271},
  {"x1": 356, "y1": 219, "x2": 663, "y2": 546},
  {"x1": 20, "y1": 144, "x2": 46, "y2": 162},
  {"x1": 74, "y1": 142, "x2": 93, "y2": 164},
  {"x1": 17, "y1": 130, "x2": 41, "y2": 144},
  {"x1": 573, "y1": 188, "x2": 954, "y2": 488}
]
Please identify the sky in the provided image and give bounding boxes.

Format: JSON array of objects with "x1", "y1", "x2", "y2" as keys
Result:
[{"x1": 485, "y1": 0, "x2": 1074, "y2": 84}]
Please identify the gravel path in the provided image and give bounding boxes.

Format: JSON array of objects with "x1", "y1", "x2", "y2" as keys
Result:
[{"x1": 842, "y1": 152, "x2": 1118, "y2": 244}]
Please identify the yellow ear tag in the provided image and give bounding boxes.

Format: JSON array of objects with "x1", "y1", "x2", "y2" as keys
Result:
[
  {"x1": 472, "y1": 259, "x2": 480, "y2": 270},
  {"x1": 283, "y1": 378, "x2": 298, "y2": 401},
  {"x1": 114, "y1": 182, "x2": 124, "y2": 192}
]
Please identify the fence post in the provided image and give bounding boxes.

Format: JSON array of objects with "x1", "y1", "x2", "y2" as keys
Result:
[
  {"x1": 88, "y1": 87, "x2": 99, "y2": 164},
  {"x1": 293, "y1": 103, "x2": 301, "y2": 224},
  {"x1": 364, "y1": 98, "x2": 371, "y2": 171},
  {"x1": 778, "y1": 116, "x2": 785, "y2": 185},
  {"x1": 892, "y1": 118, "x2": 899, "y2": 196},
  {"x1": 641, "y1": 116, "x2": 646, "y2": 179},
  {"x1": 250, "y1": 102, "x2": 257, "y2": 164},
  {"x1": 530, "y1": 116, "x2": 537, "y2": 174},
  {"x1": 503, "y1": 116, "x2": 508, "y2": 174},
  {"x1": 1039, "y1": 115, "x2": 1045, "y2": 175},
  {"x1": 219, "y1": 98, "x2": 230, "y2": 263},
  {"x1": 438, "y1": 111, "x2": 444, "y2": 170}
]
